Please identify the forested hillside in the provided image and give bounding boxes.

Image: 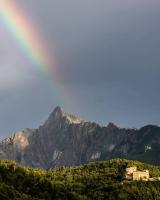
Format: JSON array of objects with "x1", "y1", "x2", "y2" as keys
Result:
[{"x1": 0, "y1": 159, "x2": 160, "y2": 200}]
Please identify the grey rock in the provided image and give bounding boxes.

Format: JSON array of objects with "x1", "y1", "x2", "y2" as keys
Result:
[{"x1": 0, "y1": 106, "x2": 160, "y2": 168}]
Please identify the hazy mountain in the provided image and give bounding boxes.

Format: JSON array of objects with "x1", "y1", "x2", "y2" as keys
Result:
[{"x1": 0, "y1": 106, "x2": 159, "y2": 169}]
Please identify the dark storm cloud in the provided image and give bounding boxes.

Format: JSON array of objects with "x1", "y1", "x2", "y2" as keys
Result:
[{"x1": 0, "y1": 0, "x2": 160, "y2": 137}]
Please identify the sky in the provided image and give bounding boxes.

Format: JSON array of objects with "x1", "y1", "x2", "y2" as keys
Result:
[{"x1": 0, "y1": 0, "x2": 160, "y2": 138}]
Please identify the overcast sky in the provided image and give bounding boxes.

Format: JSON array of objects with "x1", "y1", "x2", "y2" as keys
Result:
[{"x1": 0, "y1": 0, "x2": 160, "y2": 138}]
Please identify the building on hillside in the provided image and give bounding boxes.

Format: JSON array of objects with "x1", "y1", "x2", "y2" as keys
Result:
[
  {"x1": 125, "y1": 166, "x2": 137, "y2": 180},
  {"x1": 125, "y1": 166, "x2": 149, "y2": 181},
  {"x1": 126, "y1": 166, "x2": 137, "y2": 174},
  {"x1": 132, "y1": 170, "x2": 149, "y2": 181}
]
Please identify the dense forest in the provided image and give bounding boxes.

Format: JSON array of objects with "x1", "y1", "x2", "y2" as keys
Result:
[{"x1": 0, "y1": 159, "x2": 160, "y2": 199}]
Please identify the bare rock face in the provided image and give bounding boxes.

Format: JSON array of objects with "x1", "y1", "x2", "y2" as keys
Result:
[
  {"x1": 0, "y1": 106, "x2": 160, "y2": 168},
  {"x1": 0, "y1": 128, "x2": 35, "y2": 164}
]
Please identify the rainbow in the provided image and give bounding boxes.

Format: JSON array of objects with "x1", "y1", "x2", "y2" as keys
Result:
[
  {"x1": 0, "y1": 0, "x2": 73, "y2": 108},
  {"x1": 0, "y1": 0, "x2": 53, "y2": 75}
]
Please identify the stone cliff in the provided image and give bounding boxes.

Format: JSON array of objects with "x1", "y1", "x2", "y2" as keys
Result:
[{"x1": 0, "y1": 106, "x2": 159, "y2": 168}]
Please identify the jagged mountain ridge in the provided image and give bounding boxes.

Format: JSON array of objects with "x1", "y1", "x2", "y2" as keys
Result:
[{"x1": 0, "y1": 106, "x2": 160, "y2": 169}]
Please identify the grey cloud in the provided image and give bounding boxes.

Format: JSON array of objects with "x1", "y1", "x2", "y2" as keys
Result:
[{"x1": 0, "y1": 0, "x2": 160, "y2": 137}]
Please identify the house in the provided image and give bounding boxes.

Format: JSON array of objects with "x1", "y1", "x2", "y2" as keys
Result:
[
  {"x1": 125, "y1": 166, "x2": 137, "y2": 180},
  {"x1": 126, "y1": 166, "x2": 137, "y2": 174},
  {"x1": 125, "y1": 166, "x2": 149, "y2": 181},
  {"x1": 132, "y1": 170, "x2": 149, "y2": 181}
]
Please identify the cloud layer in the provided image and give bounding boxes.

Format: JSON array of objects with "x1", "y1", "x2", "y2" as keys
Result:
[{"x1": 0, "y1": 0, "x2": 160, "y2": 137}]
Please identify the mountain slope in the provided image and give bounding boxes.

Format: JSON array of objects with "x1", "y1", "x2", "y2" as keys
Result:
[
  {"x1": 0, "y1": 159, "x2": 160, "y2": 200},
  {"x1": 0, "y1": 106, "x2": 160, "y2": 168},
  {"x1": 112, "y1": 125, "x2": 160, "y2": 165}
]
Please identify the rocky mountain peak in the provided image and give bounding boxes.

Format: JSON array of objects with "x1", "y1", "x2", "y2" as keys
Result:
[
  {"x1": 46, "y1": 106, "x2": 84, "y2": 125},
  {"x1": 0, "y1": 106, "x2": 160, "y2": 169},
  {"x1": 64, "y1": 114, "x2": 84, "y2": 124},
  {"x1": 52, "y1": 106, "x2": 64, "y2": 118},
  {"x1": 107, "y1": 122, "x2": 119, "y2": 130},
  {"x1": 46, "y1": 106, "x2": 64, "y2": 122}
]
